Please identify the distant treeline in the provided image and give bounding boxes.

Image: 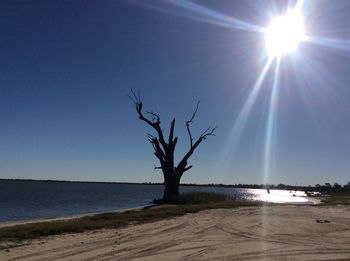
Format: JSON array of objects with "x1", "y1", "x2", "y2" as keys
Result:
[
  {"x1": 1, "y1": 179, "x2": 349, "y2": 193},
  {"x1": 177, "y1": 182, "x2": 350, "y2": 193}
]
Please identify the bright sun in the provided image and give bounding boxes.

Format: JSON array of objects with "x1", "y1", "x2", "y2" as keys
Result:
[{"x1": 265, "y1": 10, "x2": 305, "y2": 57}]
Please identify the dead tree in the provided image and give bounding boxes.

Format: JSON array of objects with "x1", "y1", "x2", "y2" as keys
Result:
[{"x1": 129, "y1": 90, "x2": 217, "y2": 202}]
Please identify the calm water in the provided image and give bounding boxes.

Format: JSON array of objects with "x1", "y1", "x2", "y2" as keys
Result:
[{"x1": 0, "y1": 180, "x2": 312, "y2": 222}]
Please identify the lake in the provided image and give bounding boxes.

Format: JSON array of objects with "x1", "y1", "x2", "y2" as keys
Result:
[{"x1": 0, "y1": 180, "x2": 312, "y2": 222}]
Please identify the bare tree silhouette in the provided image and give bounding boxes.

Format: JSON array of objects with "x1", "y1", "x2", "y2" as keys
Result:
[{"x1": 129, "y1": 90, "x2": 217, "y2": 202}]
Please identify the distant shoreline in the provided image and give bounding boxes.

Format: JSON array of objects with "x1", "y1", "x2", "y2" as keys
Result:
[
  {"x1": 0, "y1": 178, "x2": 324, "y2": 188},
  {"x1": 0, "y1": 178, "x2": 156, "y2": 185},
  {"x1": 1, "y1": 178, "x2": 349, "y2": 193}
]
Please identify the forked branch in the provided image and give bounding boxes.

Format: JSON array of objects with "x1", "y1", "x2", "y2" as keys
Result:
[
  {"x1": 176, "y1": 102, "x2": 217, "y2": 174},
  {"x1": 200, "y1": 126, "x2": 217, "y2": 139},
  {"x1": 128, "y1": 89, "x2": 167, "y2": 151},
  {"x1": 146, "y1": 110, "x2": 160, "y2": 124}
]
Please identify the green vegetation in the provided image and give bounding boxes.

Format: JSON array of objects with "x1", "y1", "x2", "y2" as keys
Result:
[
  {"x1": 0, "y1": 192, "x2": 256, "y2": 243},
  {"x1": 321, "y1": 192, "x2": 350, "y2": 205}
]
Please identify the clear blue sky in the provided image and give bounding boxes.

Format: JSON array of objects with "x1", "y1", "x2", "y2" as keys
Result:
[{"x1": 1, "y1": 0, "x2": 349, "y2": 185}]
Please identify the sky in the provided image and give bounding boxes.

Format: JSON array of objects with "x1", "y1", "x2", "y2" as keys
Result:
[{"x1": 0, "y1": 0, "x2": 349, "y2": 186}]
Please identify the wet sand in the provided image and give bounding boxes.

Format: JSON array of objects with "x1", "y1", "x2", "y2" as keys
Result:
[{"x1": 1, "y1": 205, "x2": 350, "y2": 260}]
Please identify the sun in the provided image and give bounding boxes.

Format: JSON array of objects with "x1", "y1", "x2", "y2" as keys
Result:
[{"x1": 265, "y1": 10, "x2": 305, "y2": 58}]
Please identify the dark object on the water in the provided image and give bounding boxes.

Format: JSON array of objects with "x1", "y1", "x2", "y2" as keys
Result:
[
  {"x1": 129, "y1": 89, "x2": 217, "y2": 202},
  {"x1": 267, "y1": 188, "x2": 270, "y2": 194},
  {"x1": 316, "y1": 219, "x2": 331, "y2": 223}
]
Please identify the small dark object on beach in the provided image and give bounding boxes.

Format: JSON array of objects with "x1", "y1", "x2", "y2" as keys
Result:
[{"x1": 316, "y1": 219, "x2": 331, "y2": 223}]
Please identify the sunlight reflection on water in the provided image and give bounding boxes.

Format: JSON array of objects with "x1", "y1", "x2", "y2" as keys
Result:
[
  {"x1": 181, "y1": 187, "x2": 313, "y2": 205},
  {"x1": 241, "y1": 189, "x2": 311, "y2": 204}
]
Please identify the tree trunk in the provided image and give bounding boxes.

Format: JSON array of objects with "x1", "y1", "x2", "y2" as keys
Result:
[{"x1": 162, "y1": 172, "x2": 181, "y2": 202}]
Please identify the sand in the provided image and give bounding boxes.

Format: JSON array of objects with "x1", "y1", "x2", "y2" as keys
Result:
[{"x1": 1, "y1": 205, "x2": 350, "y2": 260}]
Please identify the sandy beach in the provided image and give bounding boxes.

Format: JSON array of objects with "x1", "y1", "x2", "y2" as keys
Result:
[{"x1": 1, "y1": 205, "x2": 350, "y2": 261}]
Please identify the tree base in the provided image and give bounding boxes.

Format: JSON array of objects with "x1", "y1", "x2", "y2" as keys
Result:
[
  {"x1": 152, "y1": 198, "x2": 165, "y2": 204},
  {"x1": 152, "y1": 196, "x2": 179, "y2": 204}
]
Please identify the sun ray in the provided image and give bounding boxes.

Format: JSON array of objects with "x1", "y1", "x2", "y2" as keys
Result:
[
  {"x1": 263, "y1": 58, "x2": 281, "y2": 184},
  {"x1": 132, "y1": 0, "x2": 264, "y2": 33},
  {"x1": 295, "y1": 0, "x2": 306, "y2": 11},
  {"x1": 305, "y1": 36, "x2": 350, "y2": 53},
  {"x1": 166, "y1": 0, "x2": 263, "y2": 33},
  {"x1": 221, "y1": 57, "x2": 273, "y2": 162}
]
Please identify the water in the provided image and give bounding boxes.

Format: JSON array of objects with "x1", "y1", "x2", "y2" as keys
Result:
[{"x1": 0, "y1": 180, "x2": 312, "y2": 223}]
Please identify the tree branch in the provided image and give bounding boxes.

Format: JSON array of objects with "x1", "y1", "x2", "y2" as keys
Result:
[
  {"x1": 184, "y1": 165, "x2": 193, "y2": 172},
  {"x1": 150, "y1": 137, "x2": 166, "y2": 162},
  {"x1": 200, "y1": 126, "x2": 217, "y2": 139},
  {"x1": 146, "y1": 111, "x2": 160, "y2": 124},
  {"x1": 176, "y1": 123, "x2": 217, "y2": 172},
  {"x1": 130, "y1": 89, "x2": 217, "y2": 178},
  {"x1": 186, "y1": 101, "x2": 200, "y2": 148},
  {"x1": 128, "y1": 89, "x2": 168, "y2": 151},
  {"x1": 169, "y1": 118, "x2": 175, "y2": 144}
]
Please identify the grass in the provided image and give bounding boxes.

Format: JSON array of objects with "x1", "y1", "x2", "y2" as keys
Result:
[
  {"x1": 321, "y1": 192, "x2": 350, "y2": 205},
  {"x1": 0, "y1": 192, "x2": 256, "y2": 243}
]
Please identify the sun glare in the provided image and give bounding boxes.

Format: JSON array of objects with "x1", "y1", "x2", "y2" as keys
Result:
[{"x1": 265, "y1": 10, "x2": 305, "y2": 57}]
